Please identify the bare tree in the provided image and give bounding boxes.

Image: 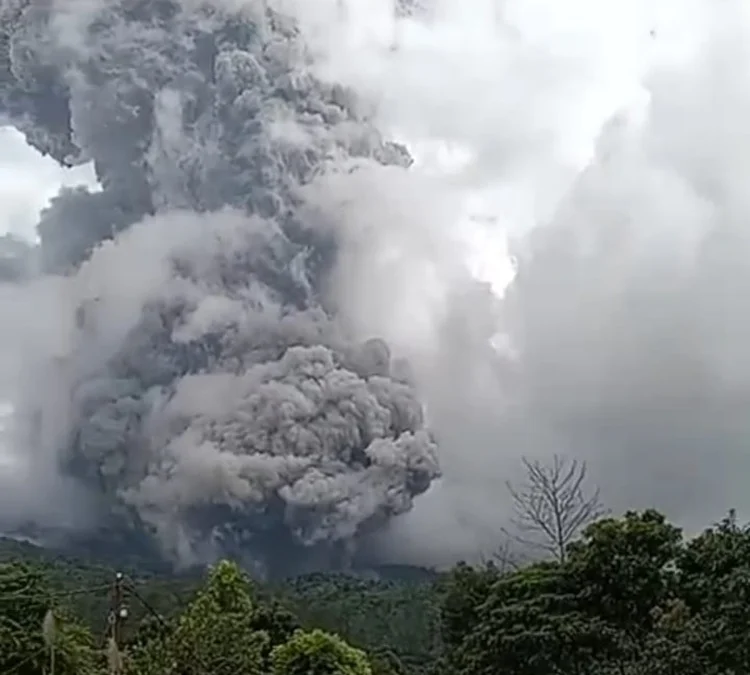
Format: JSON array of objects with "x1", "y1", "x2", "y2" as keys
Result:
[
  {"x1": 479, "y1": 535, "x2": 525, "y2": 574},
  {"x1": 504, "y1": 455, "x2": 606, "y2": 563}
]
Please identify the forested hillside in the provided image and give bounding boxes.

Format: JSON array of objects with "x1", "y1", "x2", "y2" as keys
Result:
[{"x1": 3, "y1": 507, "x2": 750, "y2": 674}]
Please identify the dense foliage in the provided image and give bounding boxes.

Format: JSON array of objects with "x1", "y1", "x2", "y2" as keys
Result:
[
  {"x1": 3, "y1": 509, "x2": 750, "y2": 674},
  {"x1": 440, "y1": 509, "x2": 750, "y2": 675}
]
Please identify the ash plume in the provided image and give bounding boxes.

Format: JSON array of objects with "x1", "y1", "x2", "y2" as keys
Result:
[
  {"x1": 0, "y1": 0, "x2": 439, "y2": 571},
  {"x1": 7, "y1": 0, "x2": 750, "y2": 574}
]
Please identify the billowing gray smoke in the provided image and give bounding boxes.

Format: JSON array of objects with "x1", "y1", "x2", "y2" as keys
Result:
[{"x1": 0, "y1": 0, "x2": 439, "y2": 571}]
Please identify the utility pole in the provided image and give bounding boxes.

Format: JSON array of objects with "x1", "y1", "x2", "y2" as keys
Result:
[
  {"x1": 107, "y1": 571, "x2": 128, "y2": 675},
  {"x1": 112, "y1": 571, "x2": 124, "y2": 647}
]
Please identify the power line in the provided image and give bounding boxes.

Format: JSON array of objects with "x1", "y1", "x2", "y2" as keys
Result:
[
  {"x1": 0, "y1": 570, "x2": 189, "y2": 675},
  {"x1": 0, "y1": 648, "x2": 44, "y2": 675},
  {"x1": 0, "y1": 569, "x2": 196, "y2": 603},
  {"x1": 123, "y1": 574, "x2": 216, "y2": 675},
  {"x1": 124, "y1": 579, "x2": 169, "y2": 631},
  {"x1": 0, "y1": 583, "x2": 112, "y2": 603}
]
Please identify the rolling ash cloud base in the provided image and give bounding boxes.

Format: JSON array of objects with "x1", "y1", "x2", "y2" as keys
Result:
[{"x1": 0, "y1": 0, "x2": 439, "y2": 571}]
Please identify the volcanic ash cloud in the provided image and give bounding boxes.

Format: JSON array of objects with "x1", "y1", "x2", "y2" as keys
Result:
[{"x1": 0, "y1": 0, "x2": 439, "y2": 570}]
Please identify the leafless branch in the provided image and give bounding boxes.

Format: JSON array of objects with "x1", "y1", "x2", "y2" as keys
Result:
[
  {"x1": 505, "y1": 454, "x2": 607, "y2": 563},
  {"x1": 479, "y1": 536, "x2": 524, "y2": 574}
]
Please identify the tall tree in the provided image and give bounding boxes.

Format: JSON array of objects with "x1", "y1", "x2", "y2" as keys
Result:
[
  {"x1": 439, "y1": 510, "x2": 690, "y2": 675},
  {"x1": 506, "y1": 454, "x2": 606, "y2": 562},
  {"x1": 675, "y1": 510, "x2": 750, "y2": 672},
  {"x1": 565, "y1": 509, "x2": 684, "y2": 670}
]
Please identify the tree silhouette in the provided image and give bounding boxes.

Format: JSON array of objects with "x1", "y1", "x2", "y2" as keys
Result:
[{"x1": 505, "y1": 454, "x2": 606, "y2": 562}]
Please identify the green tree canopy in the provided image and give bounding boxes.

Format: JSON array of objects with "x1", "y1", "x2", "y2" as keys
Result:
[
  {"x1": 271, "y1": 628, "x2": 372, "y2": 675},
  {"x1": 0, "y1": 561, "x2": 98, "y2": 675},
  {"x1": 127, "y1": 560, "x2": 269, "y2": 675},
  {"x1": 439, "y1": 509, "x2": 750, "y2": 675}
]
